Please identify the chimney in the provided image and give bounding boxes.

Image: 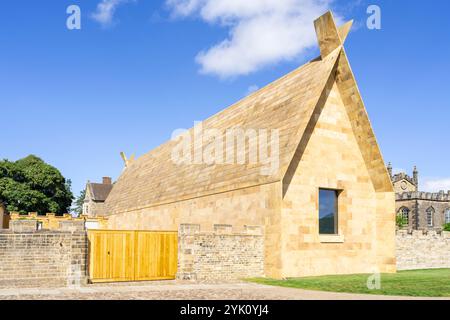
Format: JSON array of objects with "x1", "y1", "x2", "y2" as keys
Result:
[
  {"x1": 413, "y1": 166, "x2": 419, "y2": 191},
  {"x1": 387, "y1": 162, "x2": 393, "y2": 180},
  {"x1": 102, "y1": 177, "x2": 112, "y2": 185}
]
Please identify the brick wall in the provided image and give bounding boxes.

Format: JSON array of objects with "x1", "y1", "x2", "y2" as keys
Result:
[
  {"x1": 396, "y1": 230, "x2": 450, "y2": 270},
  {"x1": 177, "y1": 224, "x2": 264, "y2": 281},
  {"x1": 0, "y1": 220, "x2": 88, "y2": 288}
]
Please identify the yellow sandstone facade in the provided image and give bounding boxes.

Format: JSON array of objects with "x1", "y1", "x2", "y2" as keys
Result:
[{"x1": 105, "y1": 12, "x2": 396, "y2": 278}]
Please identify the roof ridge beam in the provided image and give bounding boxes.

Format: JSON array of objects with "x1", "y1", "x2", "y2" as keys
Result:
[{"x1": 314, "y1": 11, "x2": 353, "y2": 58}]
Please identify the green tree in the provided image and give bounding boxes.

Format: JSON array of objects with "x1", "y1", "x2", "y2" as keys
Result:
[
  {"x1": 0, "y1": 155, "x2": 74, "y2": 215},
  {"x1": 396, "y1": 214, "x2": 408, "y2": 229},
  {"x1": 73, "y1": 189, "x2": 86, "y2": 217}
]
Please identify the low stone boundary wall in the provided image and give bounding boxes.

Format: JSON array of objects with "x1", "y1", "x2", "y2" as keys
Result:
[
  {"x1": 396, "y1": 230, "x2": 450, "y2": 270},
  {"x1": 8, "y1": 212, "x2": 108, "y2": 230},
  {"x1": 0, "y1": 220, "x2": 88, "y2": 288},
  {"x1": 177, "y1": 224, "x2": 264, "y2": 281}
]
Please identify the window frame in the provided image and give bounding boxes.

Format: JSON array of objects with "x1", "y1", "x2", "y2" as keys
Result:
[
  {"x1": 318, "y1": 188, "x2": 341, "y2": 236},
  {"x1": 398, "y1": 207, "x2": 410, "y2": 225},
  {"x1": 426, "y1": 207, "x2": 435, "y2": 227},
  {"x1": 445, "y1": 209, "x2": 450, "y2": 224}
]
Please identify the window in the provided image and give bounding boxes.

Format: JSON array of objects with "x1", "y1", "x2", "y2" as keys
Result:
[
  {"x1": 319, "y1": 189, "x2": 339, "y2": 235},
  {"x1": 399, "y1": 207, "x2": 410, "y2": 225},
  {"x1": 445, "y1": 209, "x2": 450, "y2": 224},
  {"x1": 426, "y1": 207, "x2": 435, "y2": 227}
]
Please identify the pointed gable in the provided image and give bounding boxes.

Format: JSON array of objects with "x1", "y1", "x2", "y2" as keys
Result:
[
  {"x1": 105, "y1": 11, "x2": 392, "y2": 216},
  {"x1": 106, "y1": 52, "x2": 340, "y2": 214}
]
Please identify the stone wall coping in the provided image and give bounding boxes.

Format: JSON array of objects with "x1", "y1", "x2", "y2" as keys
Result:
[
  {"x1": 0, "y1": 230, "x2": 87, "y2": 236},
  {"x1": 396, "y1": 191, "x2": 450, "y2": 202},
  {"x1": 396, "y1": 229, "x2": 450, "y2": 238},
  {"x1": 9, "y1": 212, "x2": 108, "y2": 220},
  {"x1": 179, "y1": 223, "x2": 264, "y2": 236},
  {"x1": 0, "y1": 229, "x2": 87, "y2": 235},
  {"x1": 182, "y1": 231, "x2": 264, "y2": 237}
]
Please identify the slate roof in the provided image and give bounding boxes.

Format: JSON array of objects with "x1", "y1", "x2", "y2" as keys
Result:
[{"x1": 88, "y1": 183, "x2": 113, "y2": 202}]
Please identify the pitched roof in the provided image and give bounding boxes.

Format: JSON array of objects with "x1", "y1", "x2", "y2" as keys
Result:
[
  {"x1": 88, "y1": 183, "x2": 113, "y2": 202},
  {"x1": 105, "y1": 11, "x2": 393, "y2": 216},
  {"x1": 105, "y1": 50, "x2": 340, "y2": 214}
]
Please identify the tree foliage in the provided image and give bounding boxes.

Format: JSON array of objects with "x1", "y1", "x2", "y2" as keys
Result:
[
  {"x1": 396, "y1": 214, "x2": 408, "y2": 229},
  {"x1": 0, "y1": 155, "x2": 74, "y2": 215},
  {"x1": 73, "y1": 189, "x2": 86, "y2": 217}
]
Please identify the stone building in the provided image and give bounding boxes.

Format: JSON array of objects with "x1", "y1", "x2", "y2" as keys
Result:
[
  {"x1": 83, "y1": 177, "x2": 113, "y2": 218},
  {"x1": 104, "y1": 12, "x2": 396, "y2": 279},
  {"x1": 389, "y1": 164, "x2": 450, "y2": 231}
]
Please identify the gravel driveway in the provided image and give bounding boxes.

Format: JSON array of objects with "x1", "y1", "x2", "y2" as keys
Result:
[{"x1": 0, "y1": 281, "x2": 447, "y2": 300}]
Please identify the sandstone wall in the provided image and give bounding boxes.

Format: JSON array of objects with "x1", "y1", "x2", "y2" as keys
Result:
[
  {"x1": 87, "y1": 201, "x2": 108, "y2": 218},
  {"x1": 177, "y1": 224, "x2": 264, "y2": 281},
  {"x1": 0, "y1": 220, "x2": 88, "y2": 288},
  {"x1": 106, "y1": 182, "x2": 283, "y2": 278},
  {"x1": 396, "y1": 230, "x2": 450, "y2": 270},
  {"x1": 281, "y1": 82, "x2": 396, "y2": 277}
]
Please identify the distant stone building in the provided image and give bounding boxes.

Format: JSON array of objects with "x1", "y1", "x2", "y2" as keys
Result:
[
  {"x1": 389, "y1": 164, "x2": 450, "y2": 230},
  {"x1": 83, "y1": 177, "x2": 113, "y2": 217}
]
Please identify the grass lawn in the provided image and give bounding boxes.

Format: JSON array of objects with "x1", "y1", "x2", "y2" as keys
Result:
[{"x1": 247, "y1": 269, "x2": 450, "y2": 297}]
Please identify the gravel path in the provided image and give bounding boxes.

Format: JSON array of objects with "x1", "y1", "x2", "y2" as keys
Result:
[{"x1": 0, "y1": 281, "x2": 447, "y2": 300}]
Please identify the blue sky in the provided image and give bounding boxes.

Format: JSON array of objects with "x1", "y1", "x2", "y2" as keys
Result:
[{"x1": 1, "y1": 0, "x2": 449, "y2": 200}]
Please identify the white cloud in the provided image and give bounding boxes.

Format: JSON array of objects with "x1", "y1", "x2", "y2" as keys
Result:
[
  {"x1": 166, "y1": 0, "x2": 341, "y2": 78},
  {"x1": 92, "y1": 0, "x2": 132, "y2": 26},
  {"x1": 422, "y1": 178, "x2": 450, "y2": 192}
]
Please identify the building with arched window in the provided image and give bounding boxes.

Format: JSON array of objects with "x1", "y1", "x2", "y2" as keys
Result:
[
  {"x1": 398, "y1": 207, "x2": 410, "y2": 226},
  {"x1": 390, "y1": 165, "x2": 450, "y2": 230}
]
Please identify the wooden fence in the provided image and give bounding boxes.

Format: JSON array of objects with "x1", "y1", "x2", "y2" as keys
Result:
[{"x1": 88, "y1": 230, "x2": 178, "y2": 283}]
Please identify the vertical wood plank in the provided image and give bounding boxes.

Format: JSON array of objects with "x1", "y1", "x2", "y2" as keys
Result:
[{"x1": 88, "y1": 230, "x2": 178, "y2": 283}]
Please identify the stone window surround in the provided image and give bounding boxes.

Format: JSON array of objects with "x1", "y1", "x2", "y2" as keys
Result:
[
  {"x1": 445, "y1": 209, "x2": 450, "y2": 224},
  {"x1": 318, "y1": 188, "x2": 344, "y2": 242},
  {"x1": 319, "y1": 234, "x2": 345, "y2": 243},
  {"x1": 426, "y1": 207, "x2": 435, "y2": 227},
  {"x1": 398, "y1": 207, "x2": 410, "y2": 225}
]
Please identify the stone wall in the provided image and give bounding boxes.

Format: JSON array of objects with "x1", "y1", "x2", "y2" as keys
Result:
[
  {"x1": 8, "y1": 212, "x2": 109, "y2": 231},
  {"x1": 0, "y1": 220, "x2": 88, "y2": 288},
  {"x1": 85, "y1": 200, "x2": 108, "y2": 218},
  {"x1": 396, "y1": 230, "x2": 450, "y2": 270},
  {"x1": 396, "y1": 192, "x2": 450, "y2": 230},
  {"x1": 177, "y1": 224, "x2": 264, "y2": 281},
  {"x1": 106, "y1": 182, "x2": 282, "y2": 278}
]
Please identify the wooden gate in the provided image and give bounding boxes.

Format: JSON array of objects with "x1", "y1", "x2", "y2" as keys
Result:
[{"x1": 88, "y1": 230, "x2": 178, "y2": 283}]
